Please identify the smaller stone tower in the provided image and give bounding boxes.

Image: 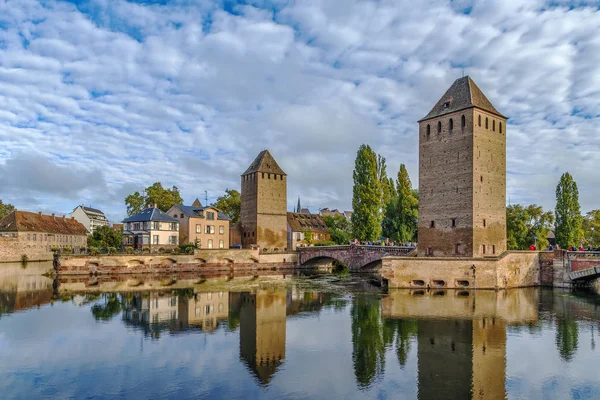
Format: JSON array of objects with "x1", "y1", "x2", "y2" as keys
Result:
[{"x1": 241, "y1": 150, "x2": 288, "y2": 250}]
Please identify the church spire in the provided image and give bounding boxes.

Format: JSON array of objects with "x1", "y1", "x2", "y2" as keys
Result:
[{"x1": 296, "y1": 197, "x2": 301, "y2": 213}]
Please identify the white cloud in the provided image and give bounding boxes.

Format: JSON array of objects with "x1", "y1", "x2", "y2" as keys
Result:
[{"x1": 0, "y1": 0, "x2": 599, "y2": 221}]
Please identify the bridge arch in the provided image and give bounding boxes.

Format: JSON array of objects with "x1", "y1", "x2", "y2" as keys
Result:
[{"x1": 298, "y1": 245, "x2": 414, "y2": 272}]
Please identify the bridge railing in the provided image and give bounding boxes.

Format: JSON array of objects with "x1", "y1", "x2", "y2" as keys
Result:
[{"x1": 296, "y1": 245, "x2": 415, "y2": 251}]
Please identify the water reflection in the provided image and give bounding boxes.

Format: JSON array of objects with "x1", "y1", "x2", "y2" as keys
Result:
[{"x1": 1, "y1": 272, "x2": 600, "y2": 398}]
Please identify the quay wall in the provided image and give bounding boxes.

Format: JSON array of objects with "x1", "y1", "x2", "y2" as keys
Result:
[
  {"x1": 381, "y1": 251, "x2": 542, "y2": 289},
  {"x1": 0, "y1": 237, "x2": 53, "y2": 263},
  {"x1": 56, "y1": 249, "x2": 299, "y2": 275}
]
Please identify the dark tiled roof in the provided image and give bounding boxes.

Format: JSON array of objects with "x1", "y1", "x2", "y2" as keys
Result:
[
  {"x1": 82, "y1": 206, "x2": 104, "y2": 215},
  {"x1": 420, "y1": 76, "x2": 507, "y2": 122},
  {"x1": 287, "y1": 212, "x2": 329, "y2": 233},
  {"x1": 122, "y1": 208, "x2": 178, "y2": 223},
  {"x1": 0, "y1": 211, "x2": 88, "y2": 235},
  {"x1": 171, "y1": 205, "x2": 231, "y2": 221},
  {"x1": 242, "y1": 150, "x2": 286, "y2": 176}
]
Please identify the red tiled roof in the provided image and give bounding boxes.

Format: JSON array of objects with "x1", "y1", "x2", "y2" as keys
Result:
[
  {"x1": 287, "y1": 212, "x2": 329, "y2": 233},
  {"x1": 0, "y1": 211, "x2": 88, "y2": 235}
]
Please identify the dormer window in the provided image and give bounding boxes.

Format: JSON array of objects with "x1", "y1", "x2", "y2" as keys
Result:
[{"x1": 443, "y1": 100, "x2": 451, "y2": 109}]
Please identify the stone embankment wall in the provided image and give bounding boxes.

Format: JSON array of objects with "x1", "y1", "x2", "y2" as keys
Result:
[
  {"x1": 57, "y1": 249, "x2": 299, "y2": 275},
  {"x1": 381, "y1": 251, "x2": 541, "y2": 289},
  {"x1": 0, "y1": 237, "x2": 53, "y2": 263}
]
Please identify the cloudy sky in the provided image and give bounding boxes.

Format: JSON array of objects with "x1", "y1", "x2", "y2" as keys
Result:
[{"x1": 0, "y1": 0, "x2": 599, "y2": 222}]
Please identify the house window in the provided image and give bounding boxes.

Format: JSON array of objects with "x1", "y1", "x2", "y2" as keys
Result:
[
  {"x1": 180, "y1": 213, "x2": 184, "y2": 218},
  {"x1": 153, "y1": 235, "x2": 159, "y2": 245},
  {"x1": 219, "y1": 240, "x2": 224, "y2": 249},
  {"x1": 153, "y1": 221, "x2": 160, "y2": 230},
  {"x1": 196, "y1": 224, "x2": 201, "y2": 233},
  {"x1": 33, "y1": 234, "x2": 36, "y2": 241},
  {"x1": 449, "y1": 118, "x2": 453, "y2": 133},
  {"x1": 169, "y1": 235, "x2": 178, "y2": 245},
  {"x1": 437, "y1": 121, "x2": 441, "y2": 133},
  {"x1": 27, "y1": 234, "x2": 30, "y2": 241},
  {"x1": 170, "y1": 223, "x2": 178, "y2": 231},
  {"x1": 451, "y1": 218, "x2": 456, "y2": 227},
  {"x1": 262, "y1": 173, "x2": 265, "y2": 179},
  {"x1": 461, "y1": 115, "x2": 466, "y2": 129},
  {"x1": 430, "y1": 220, "x2": 435, "y2": 228},
  {"x1": 207, "y1": 212, "x2": 215, "y2": 220},
  {"x1": 134, "y1": 223, "x2": 140, "y2": 230},
  {"x1": 426, "y1": 124, "x2": 430, "y2": 140},
  {"x1": 219, "y1": 226, "x2": 224, "y2": 235},
  {"x1": 296, "y1": 232, "x2": 302, "y2": 240},
  {"x1": 427, "y1": 247, "x2": 433, "y2": 256},
  {"x1": 207, "y1": 239, "x2": 213, "y2": 249},
  {"x1": 205, "y1": 225, "x2": 215, "y2": 234}
]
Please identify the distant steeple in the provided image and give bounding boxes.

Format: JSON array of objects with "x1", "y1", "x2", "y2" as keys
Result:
[
  {"x1": 192, "y1": 198, "x2": 203, "y2": 207},
  {"x1": 296, "y1": 197, "x2": 301, "y2": 213}
]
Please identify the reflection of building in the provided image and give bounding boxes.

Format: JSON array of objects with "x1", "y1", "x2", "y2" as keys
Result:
[
  {"x1": 178, "y1": 291, "x2": 229, "y2": 332},
  {"x1": 240, "y1": 290, "x2": 287, "y2": 385},
  {"x1": 123, "y1": 292, "x2": 179, "y2": 336}
]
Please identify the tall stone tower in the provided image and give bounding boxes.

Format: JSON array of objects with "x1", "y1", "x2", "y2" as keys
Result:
[
  {"x1": 418, "y1": 76, "x2": 507, "y2": 257},
  {"x1": 241, "y1": 150, "x2": 288, "y2": 250}
]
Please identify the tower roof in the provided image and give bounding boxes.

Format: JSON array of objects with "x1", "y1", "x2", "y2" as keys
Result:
[
  {"x1": 242, "y1": 150, "x2": 286, "y2": 176},
  {"x1": 419, "y1": 76, "x2": 507, "y2": 122}
]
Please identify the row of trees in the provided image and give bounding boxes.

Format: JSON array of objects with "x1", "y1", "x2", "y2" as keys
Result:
[
  {"x1": 350, "y1": 145, "x2": 418, "y2": 243},
  {"x1": 0, "y1": 200, "x2": 15, "y2": 219}
]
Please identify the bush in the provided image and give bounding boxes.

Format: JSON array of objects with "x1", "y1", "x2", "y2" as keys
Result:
[
  {"x1": 158, "y1": 247, "x2": 166, "y2": 253},
  {"x1": 108, "y1": 247, "x2": 117, "y2": 254},
  {"x1": 314, "y1": 241, "x2": 337, "y2": 247},
  {"x1": 50, "y1": 245, "x2": 60, "y2": 253},
  {"x1": 142, "y1": 247, "x2": 150, "y2": 253},
  {"x1": 79, "y1": 247, "x2": 86, "y2": 253},
  {"x1": 262, "y1": 248, "x2": 269, "y2": 253},
  {"x1": 89, "y1": 247, "x2": 100, "y2": 256},
  {"x1": 62, "y1": 246, "x2": 73, "y2": 255},
  {"x1": 177, "y1": 244, "x2": 197, "y2": 255},
  {"x1": 125, "y1": 246, "x2": 134, "y2": 254}
]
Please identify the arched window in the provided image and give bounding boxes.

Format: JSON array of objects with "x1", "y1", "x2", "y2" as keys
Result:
[
  {"x1": 485, "y1": 117, "x2": 488, "y2": 129},
  {"x1": 426, "y1": 124, "x2": 430, "y2": 140},
  {"x1": 499, "y1": 122, "x2": 503, "y2": 134},
  {"x1": 449, "y1": 118, "x2": 453, "y2": 133},
  {"x1": 478, "y1": 115, "x2": 481, "y2": 126},
  {"x1": 461, "y1": 115, "x2": 466, "y2": 129},
  {"x1": 492, "y1": 120, "x2": 495, "y2": 132},
  {"x1": 437, "y1": 121, "x2": 441, "y2": 133}
]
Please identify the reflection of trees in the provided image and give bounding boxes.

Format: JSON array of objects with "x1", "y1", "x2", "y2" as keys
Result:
[
  {"x1": 351, "y1": 296, "x2": 386, "y2": 388},
  {"x1": 556, "y1": 318, "x2": 579, "y2": 362},
  {"x1": 91, "y1": 294, "x2": 122, "y2": 321},
  {"x1": 383, "y1": 319, "x2": 418, "y2": 368}
]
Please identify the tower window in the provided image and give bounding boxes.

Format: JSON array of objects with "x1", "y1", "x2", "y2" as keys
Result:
[
  {"x1": 437, "y1": 121, "x2": 441, "y2": 133},
  {"x1": 478, "y1": 115, "x2": 481, "y2": 126},
  {"x1": 461, "y1": 115, "x2": 466, "y2": 129},
  {"x1": 483, "y1": 219, "x2": 487, "y2": 227},
  {"x1": 492, "y1": 120, "x2": 496, "y2": 131},
  {"x1": 492, "y1": 245, "x2": 496, "y2": 254},
  {"x1": 426, "y1": 124, "x2": 431, "y2": 140},
  {"x1": 499, "y1": 122, "x2": 503, "y2": 134},
  {"x1": 451, "y1": 218, "x2": 456, "y2": 227},
  {"x1": 430, "y1": 220, "x2": 435, "y2": 228},
  {"x1": 262, "y1": 173, "x2": 265, "y2": 179},
  {"x1": 449, "y1": 118, "x2": 453, "y2": 134},
  {"x1": 485, "y1": 117, "x2": 489, "y2": 129},
  {"x1": 482, "y1": 244, "x2": 486, "y2": 254},
  {"x1": 480, "y1": 175, "x2": 483, "y2": 183},
  {"x1": 268, "y1": 173, "x2": 271, "y2": 179}
]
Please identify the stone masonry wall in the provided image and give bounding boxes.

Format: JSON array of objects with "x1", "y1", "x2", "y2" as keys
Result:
[{"x1": 0, "y1": 237, "x2": 53, "y2": 263}]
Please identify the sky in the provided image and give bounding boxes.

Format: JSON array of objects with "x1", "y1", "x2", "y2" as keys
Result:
[{"x1": 0, "y1": 0, "x2": 599, "y2": 223}]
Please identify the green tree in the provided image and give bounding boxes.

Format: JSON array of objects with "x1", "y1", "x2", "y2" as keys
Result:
[
  {"x1": 351, "y1": 296, "x2": 386, "y2": 387},
  {"x1": 377, "y1": 155, "x2": 394, "y2": 218},
  {"x1": 556, "y1": 318, "x2": 579, "y2": 362},
  {"x1": 0, "y1": 200, "x2": 15, "y2": 219},
  {"x1": 352, "y1": 145, "x2": 382, "y2": 241},
  {"x1": 555, "y1": 173, "x2": 583, "y2": 249},
  {"x1": 322, "y1": 214, "x2": 352, "y2": 245},
  {"x1": 213, "y1": 189, "x2": 241, "y2": 223},
  {"x1": 125, "y1": 182, "x2": 183, "y2": 216},
  {"x1": 507, "y1": 204, "x2": 554, "y2": 250},
  {"x1": 87, "y1": 225, "x2": 123, "y2": 249},
  {"x1": 382, "y1": 164, "x2": 418, "y2": 243},
  {"x1": 582, "y1": 210, "x2": 600, "y2": 248},
  {"x1": 303, "y1": 231, "x2": 314, "y2": 245}
]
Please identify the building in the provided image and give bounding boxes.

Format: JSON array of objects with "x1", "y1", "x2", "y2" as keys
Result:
[
  {"x1": 286, "y1": 212, "x2": 331, "y2": 250},
  {"x1": 70, "y1": 205, "x2": 110, "y2": 235},
  {"x1": 167, "y1": 200, "x2": 230, "y2": 249},
  {"x1": 417, "y1": 76, "x2": 507, "y2": 257},
  {"x1": 240, "y1": 150, "x2": 288, "y2": 250},
  {"x1": 122, "y1": 207, "x2": 179, "y2": 250},
  {"x1": 0, "y1": 211, "x2": 89, "y2": 252}
]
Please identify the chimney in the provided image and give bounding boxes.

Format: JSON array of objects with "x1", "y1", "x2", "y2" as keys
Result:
[
  {"x1": 63, "y1": 215, "x2": 66, "y2": 219},
  {"x1": 52, "y1": 213, "x2": 55, "y2": 218},
  {"x1": 38, "y1": 212, "x2": 42, "y2": 216}
]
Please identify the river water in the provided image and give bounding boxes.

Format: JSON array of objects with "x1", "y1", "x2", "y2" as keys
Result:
[{"x1": 0, "y1": 264, "x2": 599, "y2": 399}]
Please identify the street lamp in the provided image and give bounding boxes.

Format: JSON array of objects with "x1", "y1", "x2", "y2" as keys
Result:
[{"x1": 534, "y1": 236, "x2": 538, "y2": 249}]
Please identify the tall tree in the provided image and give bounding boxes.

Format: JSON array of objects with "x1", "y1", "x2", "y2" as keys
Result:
[
  {"x1": 555, "y1": 173, "x2": 583, "y2": 248},
  {"x1": 382, "y1": 164, "x2": 418, "y2": 243},
  {"x1": 352, "y1": 145, "x2": 382, "y2": 241},
  {"x1": 124, "y1": 182, "x2": 183, "y2": 216},
  {"x1": 213, "y1": 189, "x2": 241, "y2": 223},
  {"x1": 322, "y1": 214, "x2": 352, "y2": 245},
  {"x1": 582, "y1": 210, "x2": 600, "y2": 248},
  {"x1": 377, "y1": 155, "x2": 394, "y2": 217},
  {"x1": 0, "y1": 200, "x2": 15, "y2": 219},
  {"x1": 87, "y1": 225, "x2": 124, "y2": 249}
]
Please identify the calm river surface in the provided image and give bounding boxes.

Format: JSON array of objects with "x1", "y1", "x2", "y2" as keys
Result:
[{"x1": 0, "y1": 264, "x2": 599, "y2": 399}]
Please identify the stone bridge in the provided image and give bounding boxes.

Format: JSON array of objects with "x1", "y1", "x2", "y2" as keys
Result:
[
  {"x1": 297, "y1": 245, "x2": 415, "y2": 271},
  {"x1": 567, "y1": 251, "x2": 600, "y2": 282}
]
